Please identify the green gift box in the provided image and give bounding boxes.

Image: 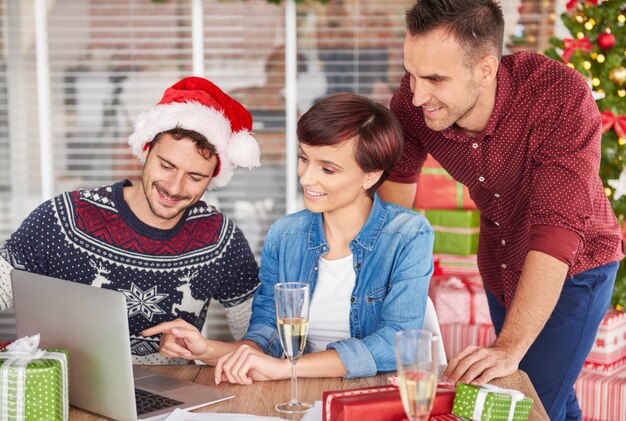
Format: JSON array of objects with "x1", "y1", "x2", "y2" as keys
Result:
[
  {"x1": 0, "y1": 335, "x2": 69, "y2": 421},
  {"x1": 422, "y1": 209, "x2": 480, "y2": 256},
  {"x1": 452, "y1": 383, "x2": 533, "y2": 421}
]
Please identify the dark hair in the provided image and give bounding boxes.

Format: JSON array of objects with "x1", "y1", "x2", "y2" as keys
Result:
[
  {"x1": 149, "y1": 126, "x2": 217, "y2": 160},
  {"x1": 297, "y1": 93, "x2": 404, "y2": 196},
  {"x1": 405, "y1": 0, "x2": 504, "y2": 66}
]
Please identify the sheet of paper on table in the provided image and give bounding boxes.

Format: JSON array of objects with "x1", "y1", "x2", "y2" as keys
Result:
[{"x1": 164, "y1": 408, "x2": 284, "y2": 421}]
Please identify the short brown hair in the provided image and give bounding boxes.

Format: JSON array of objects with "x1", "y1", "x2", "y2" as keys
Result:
[
  {"x1": 149, "y1": 126, "x2": 217, "y2": 160},
  {"x1": 297, "y1": 93, "x2": 404, "y2": 196},
  {"x1": 405, "y1": 0, "x2": 504, "y2": 66}
]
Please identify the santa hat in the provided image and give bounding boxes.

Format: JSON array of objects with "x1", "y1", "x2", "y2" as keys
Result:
[{"x1": 128, "y1": 76, "x2": 261, "y2": 190}]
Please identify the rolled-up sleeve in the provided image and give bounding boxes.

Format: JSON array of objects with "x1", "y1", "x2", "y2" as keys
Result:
[{"x1": 528, "y1": 78, "x2": 599, "y2": 266}]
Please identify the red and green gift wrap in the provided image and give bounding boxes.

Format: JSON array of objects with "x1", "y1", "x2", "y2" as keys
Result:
[
  {"x1": 433, "y1": 254, "x2": 480, "y2": 277},
  {"x1": 429, "y1": 276, "x2": 491, "y2": 326},
  {"x1": 322, "y1": 384, "x2": 456, "y2": 421},
  {"x1": 452, "y1": 383, "x2": 533, "y2": 421},
  {"x1": 574, "y1": 364, "x2": 626, "y2": 421},
  {"x1": 440, "y1": 323, "x2": 496, "y2": 361},
  {"x1": 414, "y1": 155, "x2": 477, "y2": 210},
  {"x1": 0, "y1": 335, "x2": 69, "y2": 421},
  {"x1": 583, "y1": 309, "x2": 626, "y2": 373},
  {"x1": 418, "y1": 209, "x2": 480, "y2": 256}
]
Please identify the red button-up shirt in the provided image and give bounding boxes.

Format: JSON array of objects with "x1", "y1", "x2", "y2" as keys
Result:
[{"x1": 390, "y1": 51, "x2": 624, "y2": 308}]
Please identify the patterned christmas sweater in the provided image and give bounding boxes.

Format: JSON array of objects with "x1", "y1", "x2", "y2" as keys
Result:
[{"x1": 0, "y1": 180, "x2": 260, "y2": 364}]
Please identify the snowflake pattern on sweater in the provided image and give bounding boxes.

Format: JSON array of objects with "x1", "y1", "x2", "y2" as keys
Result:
[{"x1": 0, "y1": 180, "x2": 259, "y2": 363}]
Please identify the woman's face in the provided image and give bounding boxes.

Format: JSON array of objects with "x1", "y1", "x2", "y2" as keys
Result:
[{"x1": 297, "y1": 139, "x2": 380, "y2": 215}]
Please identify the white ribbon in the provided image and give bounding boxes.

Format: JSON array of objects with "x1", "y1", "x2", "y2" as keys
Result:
[
  {"x1": 0, "y1": 334, "x2": 69, "y2": 421},
  {"x1": 472, "y1": 383, "x2": 525, "y2": 421}
]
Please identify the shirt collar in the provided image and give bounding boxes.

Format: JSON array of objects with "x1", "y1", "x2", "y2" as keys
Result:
[{"x1": 308, "y1": 194, "x2": 388, "y2": 252}]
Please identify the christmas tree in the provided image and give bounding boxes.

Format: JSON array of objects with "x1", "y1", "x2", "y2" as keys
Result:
[{"x1": 544, "y1": 0, "x2": 626, "y2": 310}]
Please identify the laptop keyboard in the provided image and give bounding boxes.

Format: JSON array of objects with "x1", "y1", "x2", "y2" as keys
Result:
[{"x1": 135, "y1": 388, "x2": 183, "y2": 415}]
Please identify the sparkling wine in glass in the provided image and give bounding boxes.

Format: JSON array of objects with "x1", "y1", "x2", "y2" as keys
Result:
[
  {"x1": 274, "y1": 282, "x2": 312, "y2": 414},
  {"x1": 395, "y1": 329, "x2": 440, "y2": 421}
]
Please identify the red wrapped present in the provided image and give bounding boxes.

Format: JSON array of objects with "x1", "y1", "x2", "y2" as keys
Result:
[
  {"x1": 414, "y1": 155, "x2": 477, "y2": 210},
  {"x1": 440, "y1": 323, "x2": 496, "y2": 360},
  {"x1": 433, "y1": 254, "x2": 480, "y2": 277},
  {"x1": 323, "y1": 384, "x2": 456, "y2": 421},
  {"x1": 429, "y1": 276, "x2": 491, "y2": 325},
  {"x1": 583, "y1": 309, "x2": 626, "y2": 373},
  {"x1": 574, "y1": 364, "x2": 626, "y2": 421}
]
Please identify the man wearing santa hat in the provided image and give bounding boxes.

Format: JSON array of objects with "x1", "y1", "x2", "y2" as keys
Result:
[{"x1": 0, "y1": 77, "x2": 262, "y2": 364}]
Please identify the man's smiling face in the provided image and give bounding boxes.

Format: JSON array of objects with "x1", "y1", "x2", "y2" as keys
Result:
[{"x1": 403, "y1": 28, "x2": 482, "y2": 133}]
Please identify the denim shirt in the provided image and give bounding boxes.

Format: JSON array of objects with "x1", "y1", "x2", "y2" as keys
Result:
[{"x1": 242, "y1": 194, "x2": 434, "y2": 378}]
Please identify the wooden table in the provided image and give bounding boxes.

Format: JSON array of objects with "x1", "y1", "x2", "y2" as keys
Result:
[{"x1": 69, "y1": 365, "x2": 549, "y2": 420}]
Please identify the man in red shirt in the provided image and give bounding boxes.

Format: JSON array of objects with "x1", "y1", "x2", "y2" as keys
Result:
[{"x1": 379, "y1": 1, "x2": 624, "y2": 419}]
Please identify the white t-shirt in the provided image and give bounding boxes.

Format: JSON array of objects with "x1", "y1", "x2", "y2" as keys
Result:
[{"x1": 307, "y1": 254, "x2": 356, "y2": 353}]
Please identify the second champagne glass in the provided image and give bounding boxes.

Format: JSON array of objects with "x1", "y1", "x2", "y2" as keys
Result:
[
  {"x1": 395, "y1": 329, "x2": 440, "y2": 421},
  {"x1": 274, "y1": 282, "x2": 312, "y2": 414}
]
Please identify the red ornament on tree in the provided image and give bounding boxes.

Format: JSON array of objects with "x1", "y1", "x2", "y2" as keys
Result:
[{"x1": 597, "y1": 32, "x2": 616, "y2": 50}]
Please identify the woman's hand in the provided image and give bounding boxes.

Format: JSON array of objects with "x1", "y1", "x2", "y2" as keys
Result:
[
  {"x1": 214, "y1": 344, "x2": 291, "y2": 385},
  {"x1": 142, "y1": 319, "x2": 212, "y2": 361}
]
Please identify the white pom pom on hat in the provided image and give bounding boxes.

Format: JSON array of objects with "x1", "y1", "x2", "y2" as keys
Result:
[{"x1": 128, "y1": 76, "x2": 261, "y2": 190}]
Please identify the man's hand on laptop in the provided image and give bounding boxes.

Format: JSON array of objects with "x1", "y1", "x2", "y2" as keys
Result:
[
  {"x1": 142, "y1": 319, "x2": 258, "y2": 366},
  {"x1": 142, "y1": 319, "x2": 213, "y2": 361}
]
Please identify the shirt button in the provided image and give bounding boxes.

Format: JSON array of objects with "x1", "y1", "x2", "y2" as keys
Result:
[
  {"x1": 314, "y1": 266, "x2": 318, "y2": 271},
  {"x1": 501, "y1": 239, "x2": 506, "y2": 246},
  {"x1": 322, "y1": 246, "x2": 327, "y2": 251},
  {"x1": 478, "y1": 176, "x2": 485, "y2": 182},
  {"x1": 351, "y1": 296, "x2": 356, "y2": 303},
  {"x1": 494, "y1": 193, "x2": 500, "y2": 198},
  {"x1": 367, "y1": 297, "x2": 372, "y2": 303},
  {"x1": 472, "y1": 143, "x2": 478, "y2": 149},
  {"x1": 501, "y1": 263, "x2": 507, "y2": 269},
  {"x1": 356, "y1": 263, "x2": 361, "y2": 269}
]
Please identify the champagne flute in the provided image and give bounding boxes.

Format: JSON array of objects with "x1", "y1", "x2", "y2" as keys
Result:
[
  {"x1": 274, "y1": 282, "x2": 312, "y2": 414},
  {"x1": 395, "y1": 329, "x2": 440, "y2": 421}
]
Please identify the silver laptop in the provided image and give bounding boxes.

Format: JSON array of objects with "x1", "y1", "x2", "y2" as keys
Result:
[{"x1": 11, "y1": 269, "x2": 234, "y2": 421}]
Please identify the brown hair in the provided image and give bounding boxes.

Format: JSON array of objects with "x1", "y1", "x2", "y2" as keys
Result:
[
  {"x1": 297, "y1": 93, "x2": 404, "y2": 196},
  {"x1": 405, "y1": 0, "x2": 504, "y2": 66},
  {"x1": 149, "y1": 126, "x2": 217, "y2": 160}
]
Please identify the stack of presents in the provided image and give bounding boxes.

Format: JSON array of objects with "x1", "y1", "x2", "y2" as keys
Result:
[
  {"x1": 574, "y1": 309, "x2": 626, "y2": 420},
  {"x1": 413, "y1": 155, "x2": 494, "y2": 361},
  {"x1": 415, "y1": 154, "x2": 626, "y2": 420}
]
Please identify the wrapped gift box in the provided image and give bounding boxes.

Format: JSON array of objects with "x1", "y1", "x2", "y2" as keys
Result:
[
  {"x1": 452, "y1": 383, "x2": 533, "y2": 421},
  {"x1": 583, "y1": 309, "x2": 626, "y2": 372},
  {"x1": 429, "y1": 276, "x2": 491, "y2": 325},
  {"x1": 323, "y1": 384, "x2": 456, "y2": 421},
  {"x1": 414, "y1": 155, "x2": 477, "y2": 210},
  {"x1": 434, "y1": 254, "x2": 480, "y2": 277},
  {"x1": 574, "y1": 364, "x2": 626, "y2": 421},
  {"x1": 440, "y1": 323, "x2": 496, "y2": 361},
  {"x1": 421, "y1": 210, "x2": 480, "y2": 256},
  {"x1": 0, "y1": 335, "x2": 69, "y2": 421}
]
